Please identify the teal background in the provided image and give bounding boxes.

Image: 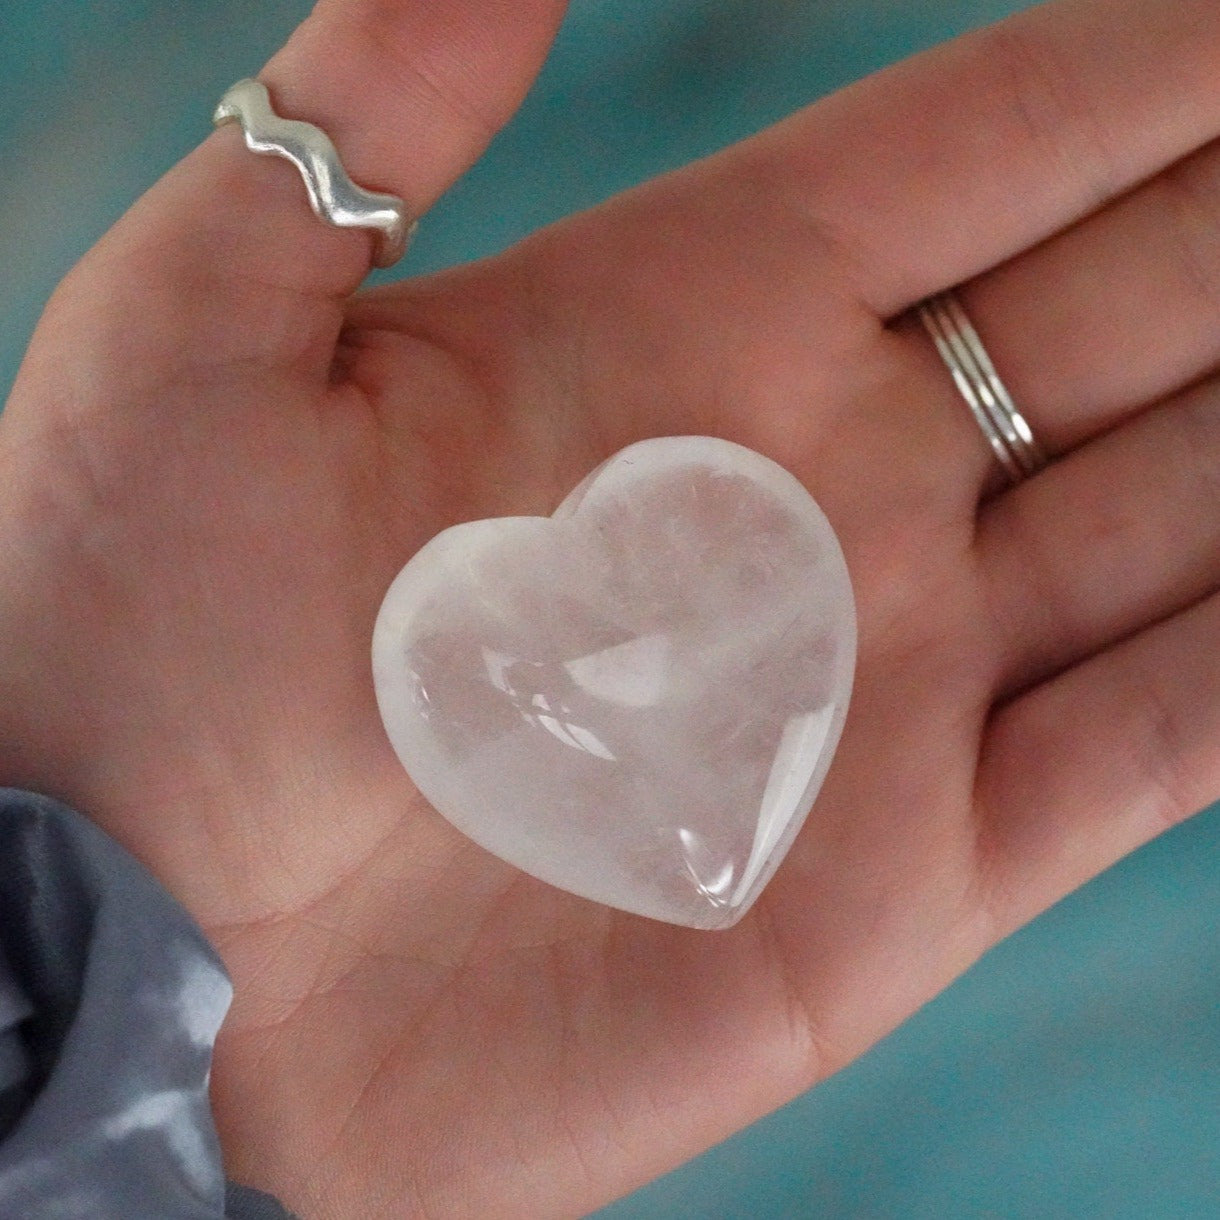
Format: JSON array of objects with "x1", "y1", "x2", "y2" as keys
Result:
[{"x1": 4, "y1": 2, "x2": 1220, "y2": 1216}]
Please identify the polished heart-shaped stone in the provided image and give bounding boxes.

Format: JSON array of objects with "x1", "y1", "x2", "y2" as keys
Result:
[{"x1": 372, "y1": 436, "x2": 856, "y2": 929}]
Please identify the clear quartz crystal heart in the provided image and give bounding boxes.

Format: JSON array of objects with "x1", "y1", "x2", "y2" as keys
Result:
[{"x1": 372, "y1": 436, "x2": 856, "y2": 930}]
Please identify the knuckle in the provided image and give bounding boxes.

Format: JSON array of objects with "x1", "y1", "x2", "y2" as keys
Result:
[
  {"x1": 1155, "y1": 152, "x2": 1220, "y2": 321},
  {"x1": 1171, "y1": 386, "x2": 1220, "y2": 527},
  {"x1": 971, "y1": 18, "x2": 1124, "y2": 211},
  {"x1": 1132, "y1": 661, "x2": 1197, "y2": 832}
]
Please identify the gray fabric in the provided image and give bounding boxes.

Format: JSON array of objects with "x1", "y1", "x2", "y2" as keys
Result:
[
  {"x1": 0, "y1": 789, "x2": 294, "y2": 1219},
  {"x1": 226, "y1": 1182, "x2": 303, "y2": 1219},
  {"x1": 0, "y1": 939, "x2": 35, "y2": 1139},
  {"x1": 0, "y1": 939, "x2": 35, "y2": 1096}
]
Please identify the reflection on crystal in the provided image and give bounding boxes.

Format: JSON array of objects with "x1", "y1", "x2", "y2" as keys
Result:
[
  {"x1": 534, "y1": 713, "x2": 617, "y2": 761},
  {"x1": 564, "y1": 634, "x2": 670, "y2": 708},
  {"x1": 480, "y1": 647, "x2": 518, "y2": 695},
  {"x1": 678, "y1": 827, "x2": 736, "y2": 907},
  {"x1": 480, "y1": 647, "x2": 618, "y2": 760},
  {"x1": 373, "y1": 436, "x2": 856, "y2": 929},
  {"x1": 412, "y1": 676, "x2": 433, "y2": 720},
  {"x1": 731, "y1": 706, "x2": 835, "y2": 906}
]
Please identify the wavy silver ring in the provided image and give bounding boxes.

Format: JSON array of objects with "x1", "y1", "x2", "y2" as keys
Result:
[
  {"x1": 918, "y1": 290, "x2": 1047, "y2": 484},
  {"x1": 213, "y1": 78, "x2": 415, "y2": 269}
]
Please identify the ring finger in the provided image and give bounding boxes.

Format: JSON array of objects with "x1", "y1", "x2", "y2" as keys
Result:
[{"x1": 930, "y1": 133, "x2": 1220, "y2": 464}]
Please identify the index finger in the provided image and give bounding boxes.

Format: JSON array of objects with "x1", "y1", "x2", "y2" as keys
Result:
[{"x1": 737, "y1": 0, "x2": 1220, "y2": 317}]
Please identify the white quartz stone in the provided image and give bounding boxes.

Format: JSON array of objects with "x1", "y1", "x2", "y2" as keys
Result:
[{"x1": 372, "y1": 436, "x2": 856, "y2": 930}]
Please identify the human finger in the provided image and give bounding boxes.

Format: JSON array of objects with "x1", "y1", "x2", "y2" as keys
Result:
[
  {"x1": 978, "y1": 377, "x2": 1220, "y2": 699},
  {"x1": 734, "y1": 0, "x2": 1220, "y2": 318},
  {"x1": 22, "y1": 0, "x2": 567, "y2": 387},
  {"x1": 976, "y1": 589, "x2": 1220, "y2": 935}
]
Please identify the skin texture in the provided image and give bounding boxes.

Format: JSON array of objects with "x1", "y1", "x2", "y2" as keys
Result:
[{"x1": 4, "y1": 0, "x2": 1220, "y2": 1213}]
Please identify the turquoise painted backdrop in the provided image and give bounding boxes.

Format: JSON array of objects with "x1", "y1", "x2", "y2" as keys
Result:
[{"x1": 4, "y1": 2, "x2": 1219, "y2": 1216}]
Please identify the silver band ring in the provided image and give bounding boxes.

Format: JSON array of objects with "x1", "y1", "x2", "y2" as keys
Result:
[
  {"x1": 918, "y1": 290, "x2": 1047, "y2": 484},
  {"x1": 213, "y1": 78, "x2": 415, "y2": 269}
]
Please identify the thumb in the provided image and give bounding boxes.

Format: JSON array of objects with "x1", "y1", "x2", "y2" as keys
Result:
[{"x1": 30, "y1": 0, "x2": 567, "y2": 384}]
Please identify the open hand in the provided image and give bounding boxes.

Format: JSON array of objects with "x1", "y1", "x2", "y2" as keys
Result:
[{"x1": 2, "y1": 0, "x2": 1219, "y2": 1214}]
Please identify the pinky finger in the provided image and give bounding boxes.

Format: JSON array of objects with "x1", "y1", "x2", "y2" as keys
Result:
[{"x1": 976, "y1": 590, "x2": 1220, "y2": 934}]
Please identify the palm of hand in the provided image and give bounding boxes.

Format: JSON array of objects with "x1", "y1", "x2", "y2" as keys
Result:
[
  {"x1": 0, "y1": 180, "x2": 1001, "y2": 1216},
  {"x1": 5, "y1": 2, "x2": 1220, "y2": 1215}
]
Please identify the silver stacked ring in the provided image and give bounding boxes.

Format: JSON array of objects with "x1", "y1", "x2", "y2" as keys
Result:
[{"x1": 918, "y1": 290, "x2": 1047, "y2": 484}]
